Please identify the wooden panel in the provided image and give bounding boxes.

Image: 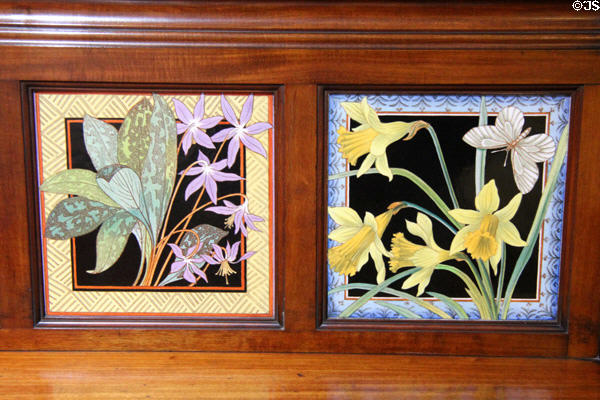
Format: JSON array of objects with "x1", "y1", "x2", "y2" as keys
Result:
[
  {"x1": 0, "y1": 351, "x2": 597, "y2": 399},
  {"x1": 0, "y1": 1, "x2": 597, "y2": 358}
]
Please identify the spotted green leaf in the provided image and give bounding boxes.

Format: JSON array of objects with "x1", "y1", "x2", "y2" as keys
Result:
[
  {"x1": 118, "y1": 98, "x2": 153, "y2": 175},
  {"x1": 88, "y1": 210, "x2": 137, "y2": 274},
  {"x1": 40, "y1": 168, "x2": 118, "y2": 207},
  {"x1": 45, "y1": 197, "x2": 118, "y2": 240},
  {"x1": 83, "y1": 115, "x2": 118, "y2": 171},
  {"x1": 158, "y1": 224, "x2": 227, "y2": 287},
  {"x1": 141, "y1": 94, "x2": 177, "y2": 243}
]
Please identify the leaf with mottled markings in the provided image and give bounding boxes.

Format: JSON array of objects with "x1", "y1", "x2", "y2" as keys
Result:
[
  {"x1": 141, "y1": 94, "x2": 177, "y2": 243},
  {"x1": 158, "y1": 224, "x2": 227, "y2": 286},
  {"x1": 40, "y1": 168, "x2": 118, "y2": 207},
  {"x1": 83, "y1": 115, "x2": 118, "y2": 171},
  {"x1": 45, "y1": 197, "x2": 118, "y2": 240},
  {"x1": 118, "y1": 98, "x2": 153, "y2": 175},
  {"x1": 87, "y1": 210, "x2": 137, "y2": 274}
]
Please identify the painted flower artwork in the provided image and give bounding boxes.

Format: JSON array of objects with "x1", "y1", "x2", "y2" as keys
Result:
[
  {"x1": 39, "y1": 93, "x2": 272, "y2": 292},
  {"x1": 327, "y1": 94, "x2": 570, "y2": 321}
]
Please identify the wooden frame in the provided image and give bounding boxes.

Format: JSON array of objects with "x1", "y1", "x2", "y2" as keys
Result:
[{"x1": 0, "y1": 1, "x2": 598, "y2": 358}]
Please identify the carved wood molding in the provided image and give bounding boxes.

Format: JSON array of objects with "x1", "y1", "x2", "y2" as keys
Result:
[{"x1": 0, "y1": 1, "x2": 598, "y2": 49}]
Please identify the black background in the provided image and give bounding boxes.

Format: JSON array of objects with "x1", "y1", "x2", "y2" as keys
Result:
[
  {"x1": 344, "y1": 114, "x2": 546, "y2": 299},
  {"x1": 67, "y1": 119, "x2": 246, "y2": 290}
]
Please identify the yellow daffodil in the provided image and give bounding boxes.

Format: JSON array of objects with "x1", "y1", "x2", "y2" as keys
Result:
[
  {"x1": 449, "y1": 180, "x2": 527, "y2": 274},
  {"x1": 389, "y1": 213, "x2": 451, "y2": 296},
  {"x1": 337, "y1": 98, "x2": 429, "y2": 181},
  {"x1": 328, "y1": 203, "x2": 402, "y2": 284}
]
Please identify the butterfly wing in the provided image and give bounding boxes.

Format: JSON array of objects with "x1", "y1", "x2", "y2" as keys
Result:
[
  {"x1": 511, "y1": 146, "x2": 539, "y2": 194},
  {"x1": 463, "y1": 125, "x2": 507, "y2": 149},
  {"x1": 517, "y1": 134, "x2": 556, "y2": 162},
  {"x1": 496, "y1": 106, "x2": 525, "y2": 143}
]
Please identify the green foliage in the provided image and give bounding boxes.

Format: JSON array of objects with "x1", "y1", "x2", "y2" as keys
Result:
[{"x1": 45, "y1": 197, "x2": 118, "y2": 240}]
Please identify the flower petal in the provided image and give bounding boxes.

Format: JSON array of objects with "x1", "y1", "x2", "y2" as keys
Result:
[
  {"x1": 205, "y1": 176, "x2": 218, "y2": 204},
  {"x1": 328, "y1": 225, "x2": 361, "y2": 243},
  {"x1": 412, "y1": 247, "x2": 441, "y2": 269},
  {"x1": 448, "y1": 209, "x2": 482, "y2": 225},
  {"x1": 449, "y1": 227, "x2": 470, "y2": 256},
  {"x1": 220, "y1": 95, "x2": 238, "y2": 125},
  {"x1": 370, "y1": 245, "x2": 386, "y2": 284},
  {"x1": 363, "y1": 211, "x2": 378, "y2": 231},
  {"x1": 497, "y1": 221, "x2": 527, "y2": 247},
  {"x1": 196, "y1": 151, "x2": 210, "y2": 163},
  {"x1": 489, "y1": 244, "x2": 502, "y2": 275},
  {"x1": 246, "y1": 122, "x2": 272, "y2": 135},
  {"x1": 356, "y1": 154, "x2": 376, "y2": 178},
  {"x1": 240, "y1": 95, "x2": 254, "y2": 126},
  {"x1": 328, "y1": 207, "x2": 362, "y2": 227},
  {"x1": 213, "y1": 243, "x2": 224, "y2": 260},
  {"x1": 370, "y1": 134, "x2": 389, "y2": 157},
  {"x1": 181, "y1": 131, "x2": 194, "y2": 155},
  {"x1": 172, "y1": 98, "x2": 192, "y2": 124},
  {"x1": 192, "y1": 129, "x2": 215, "y2": 149},
  {"x1": 354, "y1": 249, "x2": 370, "y2": 273},
  {"x1": 182, "y1": 268, "x2": 196, "y2": 284},
  {"x1": 227, "y1": 137, "x2": 240, "y2": 168},
  {"x1": 167, "y1": 243, "x2": 185, "y2": 259},
  {"x1": 406, "y1": 213, "x2": 434, "y2": 247},
  {"x1": 495, "y1": 193, "x2": 522, "y2": 222},
  {"x1": 206, "y1": 205, "x2": 235, "y2": 215},
  {"x1": 238, "y1": 251, "x2": 256, "y2": 262},
  {"x1": 196, "y1": 269, "x2": 208, "y2": 283},
  {"x1": 184, "y1": 175, "x2": 205, "y2": 200},
  {"x1": 170, "y1": 260, "x2": 186, "y2": 273},
  {"x1": 230, "y1": 241, "x2": 240, "y2": 259},
  {"x1": 198, "y1": 116, "x2": 223, "y2": 130},
  {"x1": 240, "y1": 134, "x2": 267, "y2": 158},
  {"x1": 193, "y1": 94, "x2": 205, "y2": 120},
  {"x1": 402, "y1": 268, "x2": 433, "y2": 297},
  {"x1": 211, "y1": 171, "x2": 243, "y2": 182},
  {"x1": 475, "y1": 180, "x2": 500, "y2": 214},
  {"x1": 212, "y1": 127, "x2": 235, "y2": 142},
  {"x1": 375, "y1": 153, "x2": 393, "y2": 182},
  {"x1": 200, "y1": 255, "x2": 218, "y2": 264}
]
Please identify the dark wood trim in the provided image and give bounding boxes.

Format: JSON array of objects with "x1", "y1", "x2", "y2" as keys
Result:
[
  {"x1": 317, "y1": 86, "x2": 577, "y2": 334},
  {"x1": 21, "y1": 82, "x2": 284, "y2": 330},
  {"x1": 0, "y1": 1, "x2": 598, "y2": 50}
]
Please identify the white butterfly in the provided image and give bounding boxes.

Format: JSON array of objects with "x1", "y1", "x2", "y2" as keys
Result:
[{"x1": 463, "y1": 106, "x2": 556, "y2": 194}]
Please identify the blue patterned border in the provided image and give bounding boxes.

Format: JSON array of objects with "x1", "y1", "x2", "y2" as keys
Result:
[{"x1": 327, "y1": 94, "x2": 570, "y2": 321}]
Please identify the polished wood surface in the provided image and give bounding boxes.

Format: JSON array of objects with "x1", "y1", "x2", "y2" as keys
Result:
[
  {"x1": 0, "y1": 352, "x2": 597, "y2": 399},
  {"x1": 0, "y1": 1, "x2": 598, "y2": 358}
]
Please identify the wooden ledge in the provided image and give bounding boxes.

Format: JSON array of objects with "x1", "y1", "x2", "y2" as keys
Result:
[
  {"x1": 0, "y1": 352, "x2": 597, "y2": 398},
  {"x1": 0, "y1": 1, "x2": 598, "y2": 49}
]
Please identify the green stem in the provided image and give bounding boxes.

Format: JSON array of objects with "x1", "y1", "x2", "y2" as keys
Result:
[
  {"x1": 475, "y1": 96, "x2": 488, "y2": 194},
  {"x1": 476, "y1": 259, "x2": 498, "y2": 319},
  {"x1": 434, "y1": 264, "x2": 492, "y2": 319},
  {"x1": 426, "y1": 125, "x2": 459, "y2": 209},
  {"x1": 401, "y1": 201, "x2": 457, "y2": 234},
  {"x1": 329, "y1": 168, "x2": 462, "y2": 229},
  {"x1": 501, "y1": 125, "x2": 569, "y2": 319},
  {"x1": 496, "y1": 243, "x2": 507, "y2": 309}
]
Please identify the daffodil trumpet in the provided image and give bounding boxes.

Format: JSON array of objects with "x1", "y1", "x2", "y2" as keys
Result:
[
  {"x1": 337, "y1": 98, "x2": 429, "y2": 181},
  {"x1": 328, "y1": 202, "x2": 404, "y2": 284}
]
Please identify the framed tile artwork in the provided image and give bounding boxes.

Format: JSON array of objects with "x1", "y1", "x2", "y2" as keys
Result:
[
  {"x1": 325, "y1": 93, "x2": 570, "y2": 322},
  {"x1": 31, "y1": 89, "x2": 277, "y2": 327}
]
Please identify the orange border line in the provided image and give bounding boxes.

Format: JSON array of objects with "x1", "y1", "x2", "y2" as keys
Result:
[
  {"x1": 37, "y1": 92, "x2": 275, "y2": 317},
  {"x1": 338, "y1": 110, "x2": 552, "y2": 304}
]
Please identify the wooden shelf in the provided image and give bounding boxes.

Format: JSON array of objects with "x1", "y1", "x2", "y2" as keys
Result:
[{"x1": 0, "y1": 351, "x2": 597, "y2": 399}]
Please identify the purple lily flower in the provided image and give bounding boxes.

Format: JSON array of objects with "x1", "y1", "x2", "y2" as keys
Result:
[
  {"x1": 206, "y1": 199, "x2": 264, "y2": 236},
  {"x1": 173, "y1": 95, "x2": 223, "y2": 155},
  {"x1": 167, "y1": 243, "x2": 208, "y2": 284},
  {"x1": 183, "y1": 151, "x2": 243, "y2": 204},
  {"x1": 212, "y1": 94, "x2": 272, "y2": 167},
  {"x1": 201, "y1": 241, "x2": 255, "y2": 285}
]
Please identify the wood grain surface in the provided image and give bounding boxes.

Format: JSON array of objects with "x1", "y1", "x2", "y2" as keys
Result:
[
  {"x1": 0, "y1": 0, "x2": 599, "y2": 359},
  {"x1": 0, "y1": 351, "x2": 597, "y2": 399}
]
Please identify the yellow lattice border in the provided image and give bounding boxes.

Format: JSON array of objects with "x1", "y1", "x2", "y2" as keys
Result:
[{"x1": 35, "y1": 92, "x2": 273, "y2": 317}]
